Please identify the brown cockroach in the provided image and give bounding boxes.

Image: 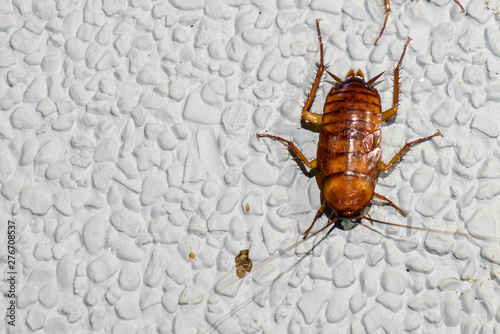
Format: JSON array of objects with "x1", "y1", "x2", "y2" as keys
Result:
[
  {"x1": 374, "y1": 0, "x2": 465, "y2": 45},
  {"x1": 258, "y1": 19, "x2": 441, "y2": 239},
  {"x1": 139, "y1": 17, "x2": 498, "y2": 334}
]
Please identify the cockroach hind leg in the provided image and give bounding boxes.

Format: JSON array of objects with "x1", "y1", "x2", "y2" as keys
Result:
[
  {"x1": 374, "y1": 0, "x2": 391, "y2": 45},
  {"x1": 301, "y1": 19, "x2": 326, "y2": 125},
  {"x1": 381, "y1": 38, "x2": 411, "y2": 122},
  {"x1": 256, "y1": 133, "x2": 268, "y2": 140}
]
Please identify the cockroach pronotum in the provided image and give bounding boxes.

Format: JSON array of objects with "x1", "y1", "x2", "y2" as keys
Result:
[
  {"x1": 258, "y1": 19, "x2": 441, "y2": 239},
  {"x1": 374, "y1": 0, "x2": 465, "y2": 45}
]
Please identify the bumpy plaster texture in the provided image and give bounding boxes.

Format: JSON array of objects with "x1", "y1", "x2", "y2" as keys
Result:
[{"x1": 1, "y1": 0, "x2": 500, "y2": 333}]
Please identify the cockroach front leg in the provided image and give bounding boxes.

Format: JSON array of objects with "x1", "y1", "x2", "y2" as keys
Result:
[
  {"x1": 380, "y1": 130, "x2": 442, "y2": 172},
  {"x1": 381, "y1": 37, "x2": 411, "y2": 121},
  {"x1": 302, "y1": 19, "x2": 325, "y2": 126},
  {"x1": 302, "y1": 201, "x2": 326, "y2": 239},
  {"x1": 373, "y1": 192, "x2": 407, "y2": 217},
  {"x1": 256, "y1": 134, "x2": 317, "y2": 170}
]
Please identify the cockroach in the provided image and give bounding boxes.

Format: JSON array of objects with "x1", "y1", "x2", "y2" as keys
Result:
[
  {"x1": 257, "y1": 19, "x2": 441, "y2": 239},
  {"x1": 374, "y1": 0, "x2": 465, "y2": 45},
  {"x1": 139, "y1": 17, "x2": 499, "y2": 334}
]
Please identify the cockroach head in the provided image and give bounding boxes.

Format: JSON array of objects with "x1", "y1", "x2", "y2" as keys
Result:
[{"x1": 337, "y1": 210, "x2": 362, "y2": 222}]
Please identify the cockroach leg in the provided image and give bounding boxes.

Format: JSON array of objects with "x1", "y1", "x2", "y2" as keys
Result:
[
  {"x1": 374, "y1": 0, "x2": 391, "y2": 45},
  {"x1": 302, "y1": 201, "x2": 327, "y2": 239},
  {"x1": 373, "y1": 192, "x2": 408, "y2": 217},
  {"x1": 256, "y1": 134, "x2": 318, "y2": 170},
  {"x1": 380, "y1": 130, "x2": 442, "y2": 172},
  {"x1": 302, "y1": 19, "x2": 325, "y2": 126},
  {"x1": 374, "y1": 1, "x2": 463, "y2": 45},
  {"x1": 381, "y1": 37, "x2": 411, "y2": 121}
]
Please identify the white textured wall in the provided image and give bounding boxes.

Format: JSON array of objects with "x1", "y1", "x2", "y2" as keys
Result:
[{"x1": 1, "y1": 0, "x2": 500, "y2": 333}]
